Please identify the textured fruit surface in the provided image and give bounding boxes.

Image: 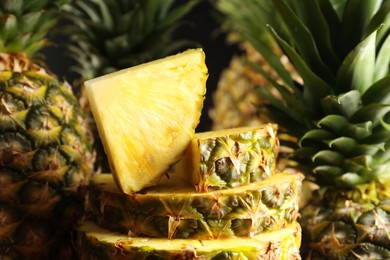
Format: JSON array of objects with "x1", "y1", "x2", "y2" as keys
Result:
[
  {"x1": 0, "y1": 56, "x2": 94, "y2": 258},
  {"x1": 88, "y1": 172, "x2": 301, "y2": 239},
  {"x1": 167, "y1": 124, "x2": 279, "y2": 192},
  {"x1": 300, "y1": 182, "x2": 390, "y2": 259},
  {"x1": 85, "y1": 49, "x2": 207, "y2": 193},
  {"x1": 77, "y1": 221, "x2": 302, "y2": 259},
  {"x1": 214, "y1": 0, "x2": 390, "y2": 258}
]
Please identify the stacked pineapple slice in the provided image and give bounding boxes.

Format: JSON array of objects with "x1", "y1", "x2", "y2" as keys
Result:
[{"x1": 76, "y1": 49, "x2": 303, "y2": 259}]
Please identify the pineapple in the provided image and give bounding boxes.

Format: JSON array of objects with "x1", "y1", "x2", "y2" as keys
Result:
[
  {"x1": 0, "y1": 0, "x2": 94, "y2": 258},
  {"x1": 210, "y1": 43, "x2": 301, "y2": 131},
  {"x1": 77, "y1": 220, "x2": 302, "y2": 259},
  {"x1": 84, "y1": 49, "x2": 207, "y2": 193},
  {"x1": 88, "y1": 172, "x2": 301, "y2": 239},
  {"x1": 168, "y1": 124, "x2": 279, "y2": 192},
  {"x1": 214, "y1": 0, "x2": 390, "y2": 258},
  {"x1": 62, "y1": 0, "x2": 200, "y2": 172}
]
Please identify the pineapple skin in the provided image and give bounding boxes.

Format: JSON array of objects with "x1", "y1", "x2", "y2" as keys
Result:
[
  {"x1": 77, "y1": 221, "x2": 302, "y2": 260},
  {"x1": 169, "y1": 124, "x2": 279, "y2": 192},
  {"x1": 88, "y1": 172, "x2": 302, "y2": 239},
  {"x1": 0, "y1": 53, "x2": 95, "y2": 258},
  {"x1": 300, "y1": 182, "x2": 390, "y2": 259}
]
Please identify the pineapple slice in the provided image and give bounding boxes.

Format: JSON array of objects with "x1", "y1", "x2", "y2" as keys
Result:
[
  {"x1": 85, "y1": 49, "x2": 208, "y2": 193},
  {"x1": 88, "y1": 172, "x2": 302, "y2": 239},
  {"x1": 77, "y1": 221, "x2": 302, "y2": 259},
  {"x1": 166, "y1": 124, "x2": 279, "y2": 191}
]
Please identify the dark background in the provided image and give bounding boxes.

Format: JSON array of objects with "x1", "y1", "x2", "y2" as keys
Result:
[{"x1": 43, "y1": 0, "x2": 239, "y2": 132}]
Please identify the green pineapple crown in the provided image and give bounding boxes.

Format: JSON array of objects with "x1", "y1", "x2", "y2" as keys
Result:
[
  {"x1": 0, "y1": 0, "x2": 68, "y2": 59},
  {"x1": 62, "y1": 0, "x2": 200, "y2": 80},
  {"x1": 216, "y1": 0, "x2": 390, "y2": 188}
]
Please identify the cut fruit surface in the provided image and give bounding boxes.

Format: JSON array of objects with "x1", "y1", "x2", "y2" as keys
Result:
[
  {"x1": 85, "y1": 49, "x2": 208, "y2": 193},
  {"x1": 88, "y1": 172, "x2": 302, "y2": 239},
  {"x1": 166, "y1": 124, "x2": 279, "y2": 191},
  {"x1": 77, "y1": 221, "x2": 302, "y2": 259}
]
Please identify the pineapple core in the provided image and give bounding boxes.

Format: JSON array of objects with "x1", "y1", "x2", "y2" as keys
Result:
[{"x1": 85, "y1": 49, "x2": 208, "y2": 193}]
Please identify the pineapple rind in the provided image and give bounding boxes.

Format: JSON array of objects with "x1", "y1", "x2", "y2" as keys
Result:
[
  {"x1": 77, "y1": 221, "x2": 302, "y2": 260},
  {"x1": 300, "y1": 181, "x2": 390, "y2": 258},
  {"x1": 0, "y1": 61, "x2": 94, "y2": 258},
  {"x1": 88, "y1": 172, "x2": 301, "y2": 239},
  {"x1": 85, "y1": 49, "x2": 207, "y2": 194},
  {"x1": 168, "y1": 124, "x2": 279, "y2": 192}
]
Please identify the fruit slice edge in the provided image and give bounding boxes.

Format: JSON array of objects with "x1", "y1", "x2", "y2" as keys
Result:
[{"x1": 85, "y1": 49, "x2": 208, "y2": 193}]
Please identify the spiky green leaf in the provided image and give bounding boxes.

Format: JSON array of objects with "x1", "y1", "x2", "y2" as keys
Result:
[
  {"x1": 272, "y1": 0, "x2": 335, "y2": 81},
  {"x1": 269, "y1": 26, "x2": 332, "y2": 105},
  {"x1": 361, "y1": 76, "x2": 390, "y2": 105},
  {"x1": 336, "y1": 28, "x2": 377, "y2": 94}
]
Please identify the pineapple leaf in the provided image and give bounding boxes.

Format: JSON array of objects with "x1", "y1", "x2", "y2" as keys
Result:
[
  {"x1": 142, "y1": 0, "x2": 161, "y2": 33},
  {"x1": 336, "y1": 90, "x2": 362, "y2": 118},
  {"x1": 337, "y1": 0, "x2": 382, "y2": 57},
  {"x1": 268, "y1": 26, "x2": 333, "y2": 105},
  {"x1": 328, "y1": 0, "x2": 348, "y2": 20},
  {"x1": 214, "y1": 0, "x2": 296, "y2": 88},
  {"x1": 317, "y1": 114, "x2": 349, "y2": 133},
  {"x1": 317, "y1": 115, "x2": 373, "y2": 141},
  {"x1": 286, "y1": 0, "x2": 340, "y2": 70},
  {"x1": 313, "y1": 165, "x2": 343, "y2": 179},
  {"x1": 364, "y1": 0, "x2": 390, "y2": 44},
  {"x1": 299, "y1": 129, "x2": 334, "y2": 147},
  {"x1": 336, "y1": 29, "x2": 377, "y2": 94},
  {"x1": 361, "y1": 76, "x2": 390, "y2": 105},
  {"x1": 312, "y1": 150, "x2": 344, "y2": 165},
  {"x1": 157, "y1": 0, "x2": 198, "y2": 30},
  {"x1": 327, "y1": 136, "x2": 357, "y2": 154},
  {"x1": 272, "y1": 0, "x2": 335, "y2": 82},
  {"x1": 375, "y1": 34, "x2": 390, "y2": 81},
  {"x1": 335, "y1": 172, "x2": 365, "y2": 187},
  {"x1": 351, "y1": 104, "x2": 390, "y2": 127},
  {"x1": 250, "y1": 60, "x2": 314, "y2": 127},
  {"x1": 246, "y1": 34, "x2": 295, "y2": 88}
]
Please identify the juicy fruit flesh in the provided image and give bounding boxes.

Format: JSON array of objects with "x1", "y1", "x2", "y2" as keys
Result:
[
  {"x1": 77, "y1": 221, "x2": 302, "y2": 259},
  {"x1": 85, "y1": 49, "x2": 207, "y2": 193}
]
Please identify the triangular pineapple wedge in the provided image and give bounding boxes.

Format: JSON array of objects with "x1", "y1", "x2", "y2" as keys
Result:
[{"x1": 85, "y1": 49, "x2": 208, "y2": 193}]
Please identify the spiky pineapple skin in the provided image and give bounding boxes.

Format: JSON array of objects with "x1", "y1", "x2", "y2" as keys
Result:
[
  {"x1": 0, "y1": 54, "x2": 94, "y2": 258},
  {"x1": 169, "y1": 124, "x2": 279, "y2": 192},
  {"x1": 77, "y1": 221, "x2": 302, "y2": 260},
  {"x1": 300, "y1": 182, "x2": 390, "y2": 259},
  {"x1": 88, "y1": 172, "x2": 301, "y2": 239}
]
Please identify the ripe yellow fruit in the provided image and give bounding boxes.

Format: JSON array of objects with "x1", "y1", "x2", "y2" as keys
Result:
[{"x1": 85, "y1": 49, "x2": 208, "y2": 193}]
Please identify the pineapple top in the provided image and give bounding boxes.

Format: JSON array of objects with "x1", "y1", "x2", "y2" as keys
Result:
[
  {"x1": 216, "y1": 0, "x2": 390, "y2": 188},
  {"x1": 62, "y1": 0, "x2": 199, "y2": 81},
  {"x1": 0, "y1": 0, "x2": 67, "y2": 59}
]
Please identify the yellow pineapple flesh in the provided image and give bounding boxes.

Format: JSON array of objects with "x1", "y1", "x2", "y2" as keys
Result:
[{"x1": 85, "y1": 49, "x2": 208, "y2": 193}]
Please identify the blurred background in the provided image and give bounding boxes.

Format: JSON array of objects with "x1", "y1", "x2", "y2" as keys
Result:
[{"x1": 43, "y1": 0, "x2": 238, "y2": 132}]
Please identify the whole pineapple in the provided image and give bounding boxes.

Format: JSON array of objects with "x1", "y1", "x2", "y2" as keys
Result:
[
  {"x1": 0, "y1": 0, "x2": 94, "y2": 258},
  {"x1": 62, "y1": 0, "x2": 200, "y2": 172},
  {"x1": 214, "y1": 0, "x2": 390, "y2": 258}
]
